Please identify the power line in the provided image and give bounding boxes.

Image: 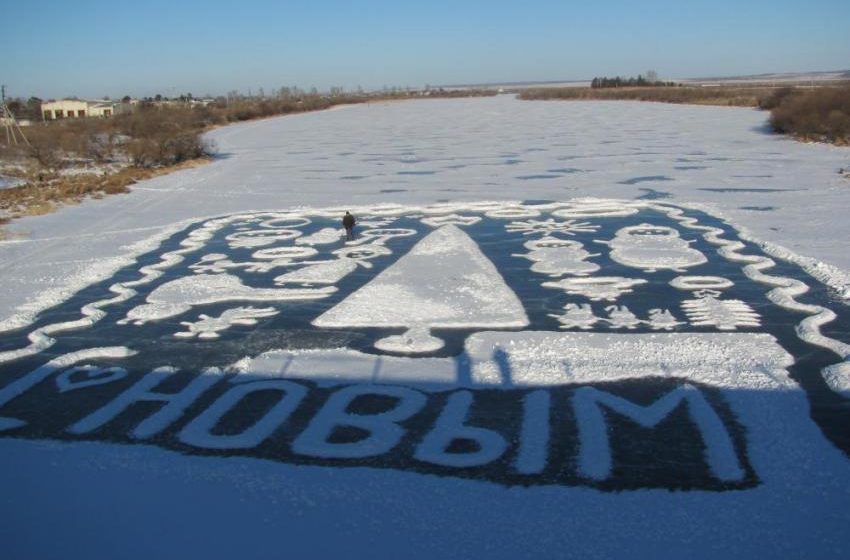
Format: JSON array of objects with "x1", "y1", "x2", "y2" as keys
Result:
[{"x1": 1, "y1": 85, "x2": 31, "y2": 147}]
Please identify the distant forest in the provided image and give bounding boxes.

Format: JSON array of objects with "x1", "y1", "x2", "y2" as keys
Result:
[{"x1": 591, "y1": 75, "x2": 677, "y2": 88}]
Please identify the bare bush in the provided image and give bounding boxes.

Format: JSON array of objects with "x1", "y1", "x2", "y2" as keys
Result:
[
  {"x1": 26, "y1": 133, "x2": 63, "y2": 170},
  {"x1": 757, "y1": 87, "x2": 798, "y2": 110},
  {"x1": 85, "y1": 132, "x2": 115, "y2": 163},
  {"x1": 769, "y1": 86, "x2": 850, "y2": 143},
  {"x1": 519, "y1": 85, "x2": 775, "y2": 107},
  {"x1": 127, "y1": 138, "x2": 160, "y2": 168}
]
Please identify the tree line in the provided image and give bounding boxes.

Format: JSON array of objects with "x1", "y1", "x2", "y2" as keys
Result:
[{"x1": 591, "y1": 75, "x2": 677, "y2": 89}]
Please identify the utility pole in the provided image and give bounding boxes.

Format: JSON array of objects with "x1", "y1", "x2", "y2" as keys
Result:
[{"x1": 1, "y1": 85, "x2": 30, "y2": 146}]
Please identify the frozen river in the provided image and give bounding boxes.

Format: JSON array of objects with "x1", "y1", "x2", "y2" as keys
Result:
[
  {"x1": 2, "y1": 96, "x2": 850, "y2": 559},
  {"x1": 1, "y1": 95, "x2": 848, "y2": 329}
]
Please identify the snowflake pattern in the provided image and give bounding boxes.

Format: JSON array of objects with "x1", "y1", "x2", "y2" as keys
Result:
[
  {"x1": 420, "y1": 214, "x2": 482, "y2": 227},
  {"x1": 505, "y1": 218, "x2": 600, "y2": 237}
]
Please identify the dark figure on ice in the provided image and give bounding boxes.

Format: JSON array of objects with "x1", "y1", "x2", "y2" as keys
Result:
[{"x1": 342, "y1": 211, "x2": 356, "y2": 240}]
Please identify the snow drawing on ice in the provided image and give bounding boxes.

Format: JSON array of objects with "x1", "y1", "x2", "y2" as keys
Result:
[
  {"x1": 55, "y1": 365, "x2": 128, "y2": 393},
  {"x1": 356, "y1": 217, "x2": 397, "y2": 228},
  {"x1": 647, "y1": 308, "x2": 685, "y2": 330},
  {"x1": 226, "y1": 229, "x2": 301, "y2": 249},
  {"x1": 600, "y1": 224, "x2": 707, "y2": 272},
  {"x1": 258, "y1": 216, "x2": 312, "y2": 229},
  {"x1": 174, "y1": 306, "x2": 280, "y2": 339},
  {"x1": 252, "y1": 246, "x2": 320, "y2": 261},
  {"x1": 604, "y1": 305, "x2": 641, "y2": 329},
  {"x1": 670, "y1": 275, "x2": 735, "y2": 291},
  {"x1": 1, "y1": 199, "x2": 850, "y2": 492},
  {"x1": 343, "y1": 227, "x2": 417, "y2": 246},
  {"x1": 314, "y1": 224, "x2": 529, "y2": 353},
  {"x1": 274, "y1": 259, "x2": 359, "y2": 286},
  {"x1": 420, "y1": 214, "x2": 481, "y2": 228},
  {"x1": 295, "y1": 227, "x2": 342, "y2": 246},
  {"x1": 120, "y1": 273, "x2": 334, "y2": 325},
  {"x1": 551, "y1": 201, "x2": 640, "y2": 219},
  {"x1": 542, "y1": 277, "x2": 648, "y2": 301},
  {"x1": 505, "y1": 218, "x2": 599, "y2": 237},
  {"x1": 516, "y1": 237, "x2": 601, "y2": 277},
  {"x1": 550, "y1": 303, "x2": 599, "y2": 329},
  {"x1": 331, "y1": 243, "x2": 393, "y2": 263},
  {"x1": 681, "y1": 292, "x2": 761, "y2": 330},
  {"x1": 549, "y1": 303, "x2": 682, "y2": 330},
  {"x1": 484, "y1": 206, "x2": 541, "y2": 219},
  {"x1": 573, "y1": 383, "x2": 745, "y2": 481},
  {"x1": 191, "y1": 248, "x2": 320, "y2": 274}
]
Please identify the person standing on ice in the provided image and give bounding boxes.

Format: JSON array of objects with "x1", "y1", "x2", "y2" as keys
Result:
[{"x1": 342, "y1": 211, "x2": 356, "y2": 240}]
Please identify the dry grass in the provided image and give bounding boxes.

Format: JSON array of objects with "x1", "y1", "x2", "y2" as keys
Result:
[
  {"x1": 517, "y1": 85, "x2": 780, "y2": 107},
  {"x1": 768, "y1": 86, "x2": 850, "y2": 144},
  {"x1": 0, "y1": 157, "x2": 211, "y2": 221}
]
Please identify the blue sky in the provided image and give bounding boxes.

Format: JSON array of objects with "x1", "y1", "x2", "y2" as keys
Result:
[{"x1": 1, "y1": 0, "x2": 848, "y2": 99}]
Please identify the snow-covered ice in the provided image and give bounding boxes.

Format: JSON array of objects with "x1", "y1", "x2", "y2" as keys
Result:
[
  {"x1": 2, "y1": 96, "x2": 850, "y2": 559},
  {"x1": 2, "y1": 96, "x2": 850, "y2": 329}
]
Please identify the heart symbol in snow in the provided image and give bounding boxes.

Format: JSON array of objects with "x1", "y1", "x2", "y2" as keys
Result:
[{"x1": 56, "y1": 365, "x2": 128, "y2": 393}]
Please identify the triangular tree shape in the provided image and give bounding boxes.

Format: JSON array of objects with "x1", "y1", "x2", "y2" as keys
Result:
[{"x1": 313, "y1": 225, "x2": 529, "y2": 353}]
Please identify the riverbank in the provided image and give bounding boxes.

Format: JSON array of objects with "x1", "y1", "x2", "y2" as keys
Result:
[
  {"x1": 518, "y1": 84, "x2": 850, "y2": 144},
  {"x1": 518, "y1": 84, "x2": 776, "y2": 106},
  {"x1": 0, "y1": 90, "x2": 498, "y2": 231}
]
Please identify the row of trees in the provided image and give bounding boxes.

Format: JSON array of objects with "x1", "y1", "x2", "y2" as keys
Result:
[
  {"x1": 4, "y1": 97, "x2": 43, "y2": 121},
  {"x1": 591, "y1": 74, "x2": 677, "y2": 89},
  {"x1": 4, "y1": 83, "x2": 470, "y2": 122}
]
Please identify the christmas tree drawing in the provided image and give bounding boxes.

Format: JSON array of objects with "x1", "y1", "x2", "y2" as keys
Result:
[
  {"x1": 681, "y1": 292, "x2": 761, "y2": 330},
  {"x1": 313, "y1": 225, "x2": 529, "y2": 353}
]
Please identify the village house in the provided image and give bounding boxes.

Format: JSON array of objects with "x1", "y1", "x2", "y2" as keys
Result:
[{"x1": 41, "y1": 99, "x2": 121, "y2": 120}]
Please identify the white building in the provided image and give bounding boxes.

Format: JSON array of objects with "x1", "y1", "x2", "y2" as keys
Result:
[
  {"x1": 41, "y1": 99, "x2": 119, "y2": 120},
  {"x1": 0, "y1": 117, "x2": 32, "y2": 127}
]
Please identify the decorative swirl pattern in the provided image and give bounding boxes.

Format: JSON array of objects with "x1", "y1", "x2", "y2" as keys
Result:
[{"x1": 654, "y1": 203, "x2": 850, "y2": 394}]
